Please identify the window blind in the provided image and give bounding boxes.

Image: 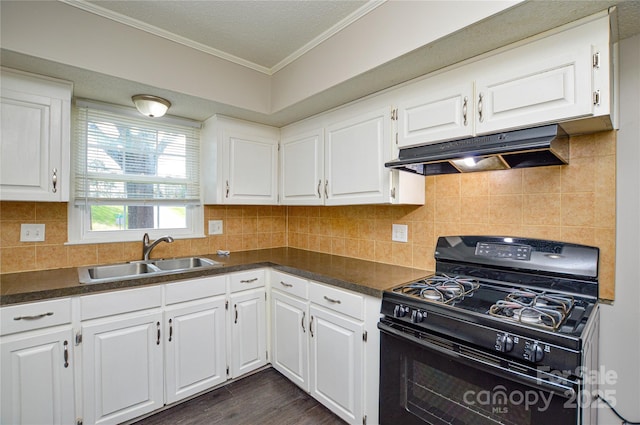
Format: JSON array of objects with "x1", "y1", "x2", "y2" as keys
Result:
[{"x1": 74, "y1": 105, "x2": 200, "y2": 204}]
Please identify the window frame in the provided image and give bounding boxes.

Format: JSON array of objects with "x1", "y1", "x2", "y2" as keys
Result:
[{"x1": 68, "y1": 100, "x2": 204, "y2": 244}]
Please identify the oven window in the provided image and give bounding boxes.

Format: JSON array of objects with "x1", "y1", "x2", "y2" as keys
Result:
[
  {"x1": 405, "y1": 360, "x2": 530, "y2": 424},
  {"x1": 380, "y1": 328, "x2": 576, "y2": 425}
]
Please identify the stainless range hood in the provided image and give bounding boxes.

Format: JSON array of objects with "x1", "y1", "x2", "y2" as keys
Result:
[{"x1": 385, "y1": 124, "x2": 569, "y2": 176}]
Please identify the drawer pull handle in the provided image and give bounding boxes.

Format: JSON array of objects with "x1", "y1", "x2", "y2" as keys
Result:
[
  {"x1": 168, "y1": 319, "x2": 173, "y2": 342},
  {"x1": 323, "y1": 296, "x2": 341, "y2": 304},
  {"x1": 63, "y1": 340, "x2": 69, "y2": 368},
  {"x1": 317, "y1": 180, "x2": 322, "y2": 198},
  {"x1": 310, "y1": 315, "x2": 314, "y2": 338},
  {"x1": 301, "y1": 312, "x2": 306, "y2": 333},
  {"x1": 280, "y1": 281, "x2": 293, "y2": 288},
  {"x1": 478, "y1": 92, "x2": 484, "y2": 123},
  {"x1": 13, "y1": 312, "x2": 54, "y2": 321},
  {"x1": 234, "y1": 305, "x2": 238, "y2": 324},
  {"x1": 241, "y1": 278, "x2": 258, "y2": 283},
  {"x1": 156, "y1": 322, "x2": 161, "y2": 345}
]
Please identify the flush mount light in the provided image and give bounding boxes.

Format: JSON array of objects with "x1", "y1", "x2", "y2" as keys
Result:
[{"x1": 132, "y1": 94, "x2": 171, "y2": 118}]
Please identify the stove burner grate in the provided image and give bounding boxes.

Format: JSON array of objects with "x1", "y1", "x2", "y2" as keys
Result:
[
  {"x1": 489, "y1": 289, "x2": 574, "y2": 330},
  {"x1": 394, "y1": 274, "x2": 480, "y2": 304}
]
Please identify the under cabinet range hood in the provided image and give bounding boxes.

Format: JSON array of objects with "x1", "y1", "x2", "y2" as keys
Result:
[{"x1": 385, "y1": 124, "x2": 569, "y2": 176}]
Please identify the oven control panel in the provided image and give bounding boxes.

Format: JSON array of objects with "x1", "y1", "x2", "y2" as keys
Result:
[
  {"x1": 475, "y1": 242, "x2": 531, "y2": 260},
  {"x1": 494, "y1": 332, "x2": 551, "y2": 363}
]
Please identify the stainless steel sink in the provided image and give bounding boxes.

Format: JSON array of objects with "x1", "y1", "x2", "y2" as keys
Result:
[
  {"x1": 78, "y1": 257, "x2": 221, "y2": 284},
  {"x1": 152, "y1": 257, "x2": 218, "y2": 271}
]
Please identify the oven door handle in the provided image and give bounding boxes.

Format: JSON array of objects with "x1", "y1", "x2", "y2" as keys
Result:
[{"x1": 378, "y1": 322, "x2": 576, "y2": 399}]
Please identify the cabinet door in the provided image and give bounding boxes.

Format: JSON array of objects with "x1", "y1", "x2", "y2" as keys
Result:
[
  {"x1": 271, "y1": 291, "x2": 309, "y2": 391},
  {"x1": 325, "y1": 106, "x2": 392, "y2": 205},
  {"x1": 82, "y1": 311, "x2": 163, "y2": 425},
  {"x1": 0, "y1": 71, "x2": 70, "y2": 202},
  {"x1": 229, "y1": 288, "x2": 267, "y2": 378},
  {"x1": 223, "y1": 131, "x2": 278, "y2": 204},
  {"x1": 280, "y1": 128, "x2": 324, "y2": 205},
  {"x1": 309, "y1": 305, "x2": 364, "y2": 425},
  {"x1": 0, "y1": 327, "x2": 74, "y2": 425},
  {"x1": 474, "y1": 31, "x2": 594, "y2": 135},
  {"x1": 164, "y1": 297, "x2": 227, "y2": 404},
  {"x1": 396, "y1": 75, "x2": 474, "y2": 147}
]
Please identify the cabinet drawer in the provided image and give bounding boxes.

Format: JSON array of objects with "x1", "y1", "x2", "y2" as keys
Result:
[
  {"x1": 229, "y1": 269, "x2": 265, "y2": 292},
  {"x1": 1, "y1": 298, "x2": 71, "y2": 335},
  {"x1": 80, "y1": 286, "x2": 163, "y2": 320},
  {"x1": 165, "y1": 276, "x2": 226, "y2": 305},
  {"x1": 309, "y1": 282, "x2": 364, "y2": 321},
  {"x1": 271, "y1": 270, "x2": 308, "y2": 299}
]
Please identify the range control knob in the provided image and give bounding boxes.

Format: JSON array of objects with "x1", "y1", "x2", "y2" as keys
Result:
[
  {"x1": 524, "y1": 342, "x2": 545, "y2": 363},
  {"x1": 495, "y1": 334, "x2": 514, "y2": 353},
  {"x1": 411, "y1": 309, "x2": 425, "y2": 323},
  {"x1": 393, "y1": 304, "x2": 409, "y2": 318}
]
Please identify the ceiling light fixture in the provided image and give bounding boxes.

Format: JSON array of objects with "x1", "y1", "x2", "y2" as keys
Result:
[{"x1": 132, "y1": 94, "x2": 171, "y2": 118}]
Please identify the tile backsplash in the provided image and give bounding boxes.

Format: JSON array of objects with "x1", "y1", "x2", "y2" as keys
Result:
[
  {"x1": 287, "y1": 131, "x2": 617, "y2": 300},
  {"x1": 0, "y1": 131, "x2": 616, "y2": 299}
]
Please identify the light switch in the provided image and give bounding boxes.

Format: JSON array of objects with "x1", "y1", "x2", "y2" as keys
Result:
[
  {"x1": 20, "y1": 223, "x2": 45, "y2": 242},
  {"x1": 392, "y1": 224, "x2": 408, "y2": 243},
  {"x1": 208, "y1": 220, "x2": 223, "y2": 235}
]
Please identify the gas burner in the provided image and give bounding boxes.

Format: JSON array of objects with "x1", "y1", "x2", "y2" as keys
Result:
[
  {"x1": 489, "y1": 290, "x2": 574, "y2": 330},
  {"x1": 393, "y1": 274, "x2": 480, "y2": 305}
]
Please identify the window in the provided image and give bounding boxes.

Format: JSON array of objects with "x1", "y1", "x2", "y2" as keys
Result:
[{"x1": 69, "y1": 100, "x2": 203, "y2": 243}]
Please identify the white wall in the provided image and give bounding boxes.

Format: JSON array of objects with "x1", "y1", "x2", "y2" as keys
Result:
[{"x1": 599, "y1": 34, "x2": 640, "y2": 424}]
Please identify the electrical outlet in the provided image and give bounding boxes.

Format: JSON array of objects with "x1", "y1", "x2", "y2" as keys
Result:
[
  {"x1": 208, "y1": 220, "x2": 223, "y2": 235},
  {"x1": 392, "y1": 224, "x2": 408, "y2": 243},
  {"x1": 20, "y1": 223, "x2": 46, "y2": 242}
]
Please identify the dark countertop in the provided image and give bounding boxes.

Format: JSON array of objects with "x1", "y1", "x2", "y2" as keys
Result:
[{"x1": 0, "y1": 248, "x2": 432, "y2": 306}]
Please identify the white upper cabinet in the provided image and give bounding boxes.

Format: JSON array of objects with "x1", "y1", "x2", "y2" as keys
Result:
[
  {"x1": 202, "y1": 115, "x2": 279, "y2": 205},
  {"x1": 280, "y1": 128, "x2": 324, "y2": 205},
  {"x1": 394, "y1": 13, "x2": 613, "y2": 147},
  {"x1": 0, "y1": 68, "x2": 72, "y2": 201},
  {"x1": 474, "y1": 15, "x2": 610, "y2": 135},
  {"x1": 281, "y1": 104, "x2": 424, "y2": 206},
  {"x1": 396, "y1": 71, "x2": 474, "y2": 148},
  {"x1": 325, "y1": 106, "x2": 392, "y2": 206}
]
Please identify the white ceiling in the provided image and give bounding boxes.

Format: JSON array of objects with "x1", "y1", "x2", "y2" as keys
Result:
[{"x1": 75, "y1": 0, "x2": 374, "y2": 74}]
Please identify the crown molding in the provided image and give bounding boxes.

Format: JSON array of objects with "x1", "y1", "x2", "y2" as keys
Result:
[{"x1": 59, "y1": 0, "x2": 385, "y2": 76}]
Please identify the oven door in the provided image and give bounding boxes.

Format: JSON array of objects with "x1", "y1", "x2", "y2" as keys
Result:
[{"x1": 379, "y1": 320, "x2": 581, "y2": 425}]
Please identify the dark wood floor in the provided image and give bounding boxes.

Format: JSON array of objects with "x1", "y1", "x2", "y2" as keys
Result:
[{"x1": 131, "y1": 368, "x2": 347, "y2": 425}]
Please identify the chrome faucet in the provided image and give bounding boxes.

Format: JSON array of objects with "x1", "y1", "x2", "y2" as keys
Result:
[{"x1": 142, "y1": 233, "x2": 174, "y2": 261}]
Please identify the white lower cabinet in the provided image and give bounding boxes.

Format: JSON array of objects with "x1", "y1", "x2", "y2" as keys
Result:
[
  {"x1": 81, "y1": 310, "x2": 164, "y2": 425},
  {"x1": 229, "y1": 270, "x2": 267, "y2": 378},
  {"x1": 164, "y1": 297, "x2": 227, "y2": 404},
  {"x1": 271, "y1": 289, "x2": 309, "y2": 391},
  {"x1": 1, "y1": 327, "x2": 75, "y2": 425},
  {"x1": 270, "y1": 270, "x2": 378, "y2": 425},
  {"x1": 0, "y1": 298, "x2": 75, "y2": 425},
  {"x1": 309, "y1": 304, "x2": 364, "y2": 424},
  {"x1": 80, "y1": 286, "x2": 165, "y2": 425}
]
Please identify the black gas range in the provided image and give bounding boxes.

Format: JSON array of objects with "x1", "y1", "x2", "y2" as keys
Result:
[{"x1": 379, "y1": 236, "x2": 600, "y2": 425}]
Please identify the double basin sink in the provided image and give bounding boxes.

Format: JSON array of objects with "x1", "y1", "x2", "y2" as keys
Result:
[{"x1": 78, "y1": 257, "x2": 222, "y2": 284}]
